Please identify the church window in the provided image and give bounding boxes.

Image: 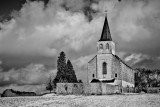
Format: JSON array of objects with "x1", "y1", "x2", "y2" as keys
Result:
[
  {"x1": 115, "y1": 73, "x2": 117, "y2": 77},
  {"x1": 92, "y1": 74, "x2": 95, "y2": 78},
  {"x1": 99, "y1": 44, "x2": 103, "y2": 49},
  {"x1": 106, "y1": 43, "x2": 109, "y2": 49},
  {"x1": 102, "y1": 62, "x2": 107, "y2": 74}
]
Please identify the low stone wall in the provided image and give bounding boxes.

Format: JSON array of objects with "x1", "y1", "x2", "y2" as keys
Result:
[
  {"x1": 56, "y1": 83, "x2": 120, "y2": 95},
  {"x1": 122, "y1": 87, "x2": 135, "y2": 93}
]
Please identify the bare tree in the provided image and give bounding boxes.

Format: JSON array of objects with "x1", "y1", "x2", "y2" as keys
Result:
[
  {"x1": 156, "y1": 70, "x2": 160, "y2": 87},
  {"x1": 46, "y1": 73, "x2": 54, "y2": 93}
]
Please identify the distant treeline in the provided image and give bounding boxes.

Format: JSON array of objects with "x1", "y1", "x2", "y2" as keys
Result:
[
  {"x1": 135, "y1": 68, "x2": 160, "y2": 90},
  {"x1": 1, "y1": 89, "x2": 36, "y2": 97}
]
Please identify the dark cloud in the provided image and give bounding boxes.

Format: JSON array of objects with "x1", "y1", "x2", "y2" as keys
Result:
[
  {"x1": 110, "y1": 0, "x2": 160, "y2": 56},
  {"x1": 0, "y1": 0, "x2": 160, "y2": 92},
  {"x1": 59, "y1": 0, "x2": 95, "y2": 22},
  {"x1": 0, "y1": 64, "x2": 55, "y2": 87},
  {"x1": 0, "y1": 0, "x2": 50, "y2": 22},
  {"x1": 0, "y1": 54, "x2": 56, "y2": 71},
  {"x1": 133, "y1": 58, "x2": 160, "y2": 70},
  {"x1": 30, "y1": 0, "x2": 49, "y2": 5}
]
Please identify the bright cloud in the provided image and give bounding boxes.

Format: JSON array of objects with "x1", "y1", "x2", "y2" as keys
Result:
[
  {"x1": 124, "y1": 53, "x2": 150, "y2": 65},
  {"x1": 0, "y1": 0, "x2": 160, "y2": 92},
  {"x1": 0, "y1": 63, "x2": 56, "y2": 86}
]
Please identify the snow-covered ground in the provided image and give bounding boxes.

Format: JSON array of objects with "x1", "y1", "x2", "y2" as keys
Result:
[{"x1": 0, "y1": 93, "x2": 160, "y2": 107}]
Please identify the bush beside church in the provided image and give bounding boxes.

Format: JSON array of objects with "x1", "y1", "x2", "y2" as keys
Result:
[{"x1": 1, "y1": 89, "x2": 36, "y2": 97}]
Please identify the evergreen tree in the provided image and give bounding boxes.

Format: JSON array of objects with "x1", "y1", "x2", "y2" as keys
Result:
[
  {"x1": 53, "y1": 51, "x2": 67, "y2": 84},
  {"x1": 66, "y1": 60, "x2": 78, "y2": 82},
  {"x1": 53, "y1": 51, "x2": 78, "y2": 86}
]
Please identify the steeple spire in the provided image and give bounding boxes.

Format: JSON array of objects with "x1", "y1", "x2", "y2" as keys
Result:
[{"x1": 99, "y1": 13, "x2": 112, "y2": 41}]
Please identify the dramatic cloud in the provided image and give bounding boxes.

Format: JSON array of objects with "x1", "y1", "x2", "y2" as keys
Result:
[
  {"x1": 0, "y1": 0, "x2": 104, "y2": 59},
  {"x1": 0, "y1": 0, "x2": 160, "y2": 92},
  {"x1": 0, "y1": 64, "x2": 55, "y2": 85},
  {"x1": 0, "y1": 63, "x2": 56, "y2": 93},
  {"x1": 112, "y1": 0, "x2": 160, "y2": 56}
]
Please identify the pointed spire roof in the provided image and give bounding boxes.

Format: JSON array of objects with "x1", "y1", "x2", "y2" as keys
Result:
[{"x1": 99, "y1": 14, "x2": 112, "y2": 41}]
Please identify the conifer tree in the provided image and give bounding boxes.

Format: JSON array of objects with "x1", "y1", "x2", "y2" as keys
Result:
[
  {"x1": 53, "y1": 51, "x2": 78, "y2": 86},
  {"x1": 53, "y1": 51, "x2": 67, "y2": 83},
  {"x1": 66, "y1": 60, "x2": 77, "y2": 82}
]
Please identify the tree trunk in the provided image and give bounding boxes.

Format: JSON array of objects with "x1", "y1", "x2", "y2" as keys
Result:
[{"x1": 156, "y1": 72, "x2": 158, "y2": 87}]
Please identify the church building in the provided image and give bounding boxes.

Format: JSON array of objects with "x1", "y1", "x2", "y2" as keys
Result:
[{"x1": 87, "y1": 15, "x2": 135, "y2": 88}]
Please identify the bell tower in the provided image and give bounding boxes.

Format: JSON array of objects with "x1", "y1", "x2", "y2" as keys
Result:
[
  {"x1": 96, "y1": 13, "x2": 115, "y2": 80},
  {"x1": 97, "y1": 14, "x2": 115, "y2": 55}
]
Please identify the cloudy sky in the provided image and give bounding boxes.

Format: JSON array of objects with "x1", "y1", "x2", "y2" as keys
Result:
[{"x1": 0, "y1": 0, "x2": 160, "y2": 93}]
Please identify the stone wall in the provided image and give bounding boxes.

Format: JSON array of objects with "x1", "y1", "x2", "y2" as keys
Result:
[
  {"x1": 121, "y1": 62, "x2": 135, "y2": 87},
  {"x1": 56, "y1": 83, "x2": 120, "y2": 95},
  {"x1": 122, "y1": 87, "x2": 135, "y2": 93},
  {"x1": 122, "y1": 80, "x2": 134, "y2": 87},
  {"x1": 111, "y1": 56, "x2": 121, "y2": 80}
]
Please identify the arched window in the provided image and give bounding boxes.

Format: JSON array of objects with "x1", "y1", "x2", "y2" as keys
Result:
[
  {"x1": 92, "y1": 74, "x2": 95, "y2": 78},
  {"x1": 99, "y1": 44, "x2": 103, "y2": 49},
  {"x1": 115, "y1": 73, "x2": 117, "y2": 77},
  {"x1": 102, "y1": 62, "x2": 107, "y2": 74},
  {"x1": 106, "y1": 43, "x2": 109, "y2": 49}
]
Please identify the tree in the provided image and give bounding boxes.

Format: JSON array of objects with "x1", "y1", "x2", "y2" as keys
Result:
[
  {"x1": 145, "y1": 69, "x2": 153, "y2": 87},
  {"x1": 53, "y1": 51, "x2": 67, "y2": 84},
  {"x1": 154, "y1": 69, "x2": 160, "y2": 87},
  {"x1": 135, "y1": 68, "x2": 148, "y2": 91},
  {"x1": 53, "y1": 51, "x2": 78, "y2": 86},
  {"x1": 66, "y1": 60, "x2": 77, "y2": 83},
  {"x1": 135, "y1": 68, "x2": 160, "y2": 90},
  {"x1": 46, "y1": 74, "x2": 53, "y2": 93}
]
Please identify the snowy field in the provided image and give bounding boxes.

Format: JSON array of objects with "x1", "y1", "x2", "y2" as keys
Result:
[{"x1": 0, "y1": 94, "x2": 160, "y2": 107}]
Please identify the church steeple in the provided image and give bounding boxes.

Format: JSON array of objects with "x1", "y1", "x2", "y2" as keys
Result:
[
  {"x1": 97, "y1": 13, "x2": 115, "y2": 55},
  {"x1": 99, "y1": 15, "x2": 112, "y2": 41}
]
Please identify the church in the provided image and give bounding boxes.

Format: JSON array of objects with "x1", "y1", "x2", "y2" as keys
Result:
[{"x1": 87, "y1": 15, "x2": 135, "y2": 88}]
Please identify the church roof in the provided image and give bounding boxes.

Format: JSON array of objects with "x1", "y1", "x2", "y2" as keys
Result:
[
  {"x1": 114, "y1": 55, "x2": 135, "y2": 70},
  {"x1": 99, "y1": 15, "x2": 112, "y2": 41}
]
